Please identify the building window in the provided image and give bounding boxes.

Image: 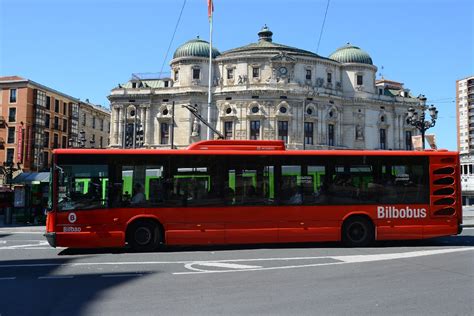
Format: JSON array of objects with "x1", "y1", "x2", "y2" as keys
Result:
[
  {"x1": 252, "y1": 67, "x2": 260, "y2": 78},
  {"x1": 100, "y1": 136, "x2": 103, "y2": 148},
  {"x1": 306, "y1": 69, "x2": 312, "y2": 80},
  {"x1": 380, "y1": 129, "x2": 386, "y2": 149},
  {"x1": 192, "y1": 68, "x2": 200, "y2": 80},
  {"x1": 304, "y1": 122, "x2": 314, "y2": 145},
  {"x1": 9, "y1": 89, "x2": 17, "y2": 103},
  {"x1": 44, "y1": 132, "x2": 50, "y2": 148},
  {"x1": 100, "y1": 119, "x2": 104, "y2": 131},
  {"x1": 55, "y1": 100, "x2": 59, "y2": 112},
  {"x1": 379, "y1": 88, "x2": 383, "y2": 95},
  {"x1": 53, "y1": 134, "x2": 59, "y2": 149},
  {"x1": 357, "y1": 75, "x2": 363, "y2": 86},
  {"x1": 62, "y1": 136, "x2": 67, "y2": 148},
  {"x1": 46, "y1": 96, "x2": 51, "y2": 109},
  {"x1": 6, "y1": 148, "x2": 14, "y2": 163},
  {"x1": 328, "y1": 124, "x2": 334, "y2": 146},
  {"x1": 278, "y1": 121, "x2": 288, "y2": 143},
  {"x1": 327, "y1": 72, "x2": 332, "y2": 83},
  {"x1": 54, "y1": 116, "x2": 59, "y2": 130},
  {"x1": 43, "y1": 152, "x2": 49, "y2": 168},
  {"x1": 405, "y1": 131, "x2": 413, "y2": 150},
  {"x1": 82, "y1": 113, "x2": 86, "y2": 126},
  {"x1": 63, "y1": 102, "x2": 67, "y2": 115},
  {"x1": 63, "y1": 119, "x2": 67, "y2": 132},
  {"x1": 174, "y1": 70, "x2": 179, "y2": 81},
  {"x1": 160, "y1": 122, "x2": 169, "y2": 144},
  {"x1": 7, "y1": 127, "x2": 15, "y2": 143},
  {"x1": 224, "y1": 121, "x2": 233, "y2": 139},
  {"x1": 250, "y1": 120, "x2": 260, "y2": 140},
  {"x1": 45, "y1": 114, "x2": 50, "y2": 128},
  {"x1": 8, "y1": 108, "x2": 16, "y2": 122},
  {"x1": 92, "y1": 117, "x2": 96, "y2": 129},
  {"x1": 227, "y1": 68, "x2": 234, "y2": 80}
]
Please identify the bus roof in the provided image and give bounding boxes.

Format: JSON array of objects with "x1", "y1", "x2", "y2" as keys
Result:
[{"x1": 53, "y1": 140, "x2": 458, "y2": 157}]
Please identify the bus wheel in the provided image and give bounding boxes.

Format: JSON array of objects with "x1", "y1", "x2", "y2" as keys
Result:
[
  {"x1": 127, "y1": 220, "x2": 160, "y2": 252},
  {"x1": 342, "y1": 216, "x2": 374, "y2": 247}
]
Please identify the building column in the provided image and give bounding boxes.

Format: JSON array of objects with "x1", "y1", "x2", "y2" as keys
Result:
[
  {"x1": 117, "y1": 106, "x2": 123, "y2": 148},
  {"x1": 143, "y1": 105, "x2": 151, "y2": 146}
]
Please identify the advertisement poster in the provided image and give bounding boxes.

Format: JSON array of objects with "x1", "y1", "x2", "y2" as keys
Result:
[{"x1": 14, "y1": 187, "x2": 25, "y2": 208}]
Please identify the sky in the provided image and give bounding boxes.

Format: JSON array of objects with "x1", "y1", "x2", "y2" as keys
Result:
[{"x1": 1, "y1": 0, "x2": 473, "y2": 150}]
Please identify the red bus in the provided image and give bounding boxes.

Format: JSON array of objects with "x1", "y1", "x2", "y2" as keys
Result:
[{"x1": 45, "y1": 140, "x2": 462, "y2": 250}]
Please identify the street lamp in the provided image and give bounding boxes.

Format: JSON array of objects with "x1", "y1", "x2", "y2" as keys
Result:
[{"x1": 406, "y1": 95, "x2": 438, "y2": 149}]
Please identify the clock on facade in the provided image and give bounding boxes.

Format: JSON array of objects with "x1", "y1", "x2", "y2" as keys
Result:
[{"x1": 278, "y1": 66, "x2": 288, "y2": 75}]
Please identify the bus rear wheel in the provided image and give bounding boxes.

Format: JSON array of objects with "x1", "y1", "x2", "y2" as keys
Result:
[
  {"x1": 127, "y1": 220, "x2": 161, "y2": 252},
  {"x1": 342, "y1": 216, "x2": 374, "y2": 247}
]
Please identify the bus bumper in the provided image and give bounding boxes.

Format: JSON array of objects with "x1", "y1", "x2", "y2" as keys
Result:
[{"x1": 44, "y1": 232, "x2": 57, "y2": 248}]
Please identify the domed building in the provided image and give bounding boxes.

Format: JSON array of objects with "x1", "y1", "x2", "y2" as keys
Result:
[{"x1": 108, "y1": 26, "x2": 420, "y2": 150}]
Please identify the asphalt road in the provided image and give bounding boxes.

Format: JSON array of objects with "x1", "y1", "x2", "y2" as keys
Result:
[{"x1": 0, "y1": 227, "x2": 473, "y2": 316}]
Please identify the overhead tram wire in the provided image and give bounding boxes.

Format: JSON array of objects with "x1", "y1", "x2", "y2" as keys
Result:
[
  {"x1": 316, "y1": 0, "x2": 331, "y2": 55},
  {"x1": 159, "y1": 0, "x2": 187, "y2": 77}
]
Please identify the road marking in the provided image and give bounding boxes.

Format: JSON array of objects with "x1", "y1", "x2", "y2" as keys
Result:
[
  {"x1": 101, "y1": 274, "x2": 144, "y2": 278},
  {"x1": 0, "y1": 241, "x2": 49, "y2": 249},
  {"x1": 174, "y1": 247, "x2": 474, "y2": 275},
  {"x1": 184, "y1": 262, "x2": 262, "y2": 272},
  {"x1": 0, "y1": 231, "x2": 44, "y2": 234},
  {"x1": 0, "y1": 277, "x2": 16, "y2": 280},
  {"x1": 0, "y1": 241, "x2": 6, "y2": 244},
  {"x1": 38, "y1": 275, "x2": 74, "y2": 279}
]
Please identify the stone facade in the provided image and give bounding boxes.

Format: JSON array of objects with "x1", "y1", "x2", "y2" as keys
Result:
[
  {"x1": 77, "y1": 99, "x2": 111, "y2": 149},
  {"x1": 108, "y1": 27, "x2": 421, "y2": 150}
]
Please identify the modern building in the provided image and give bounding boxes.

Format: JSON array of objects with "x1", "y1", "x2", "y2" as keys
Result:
[
  {"x1": 0, "y1": 76, "x2": 79, "y2": 184},
  {"x1": 456, "y1": 75, "x2": 474, "y2": 204},
  {"x1": 108, "y1": 26, "x2": 423, "y2": 150},
  {"x1": 77, "y1": 99, "x2": 111, "y2": 149},
  {"x1": 0, "y1": 76, "x2": 111, "y2": 186}
]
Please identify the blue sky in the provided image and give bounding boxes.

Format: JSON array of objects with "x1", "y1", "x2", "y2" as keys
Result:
[{"x1": 1, "y1": 0, "x2": 473, "y2": 150}]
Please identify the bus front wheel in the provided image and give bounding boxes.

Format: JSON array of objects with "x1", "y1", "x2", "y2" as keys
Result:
[
  {"x1": 342, "y1": 216, "x2": 374, "y2": 247},
  {"x1": 127, "y1": 220, "x2": 161, "y2": 252}
]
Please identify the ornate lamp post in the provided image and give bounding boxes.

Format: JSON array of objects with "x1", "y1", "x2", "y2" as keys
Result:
[{"x1": 406, "y1": 95, "x2": 438, "y2": 149}]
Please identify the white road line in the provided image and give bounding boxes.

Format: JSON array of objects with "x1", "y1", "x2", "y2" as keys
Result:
[
  {"x1": 0, "y1": 242, "x2": 49, "y2": 249},
  {"x1": 0, "y1": 241, "x2": 6, "y2": 244},
  {"x1": 38, "y1": 275, "x2": 74, "y2": 280},
  {"x1": 184, "y1": 262, "x2": 262, "y2": 272},
  {"x1": 196, "y1": 262, "x2": 262, "y2": 269},
  {"x1": 0, "y1": 231, "x2": 44, "y2": 234},
  {"x1": 174, "y1": 247, "x2": 474, "y2": 275},
  {"x1": 101, "y1": 274, "x2": 143, "y2": 278},
  {"x1": 0, "y1": 277, "x2": 16, "y2": 280}
]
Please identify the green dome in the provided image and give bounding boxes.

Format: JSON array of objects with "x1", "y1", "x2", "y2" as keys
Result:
[
  {"x1": 329, "y1": 43, "x2": 373, "y2": 65},
  {"x1": 173, "y1": 38, "x2": 221, "y2": 59}
]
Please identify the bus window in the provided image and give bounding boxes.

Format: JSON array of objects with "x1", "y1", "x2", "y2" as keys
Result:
[
  {"x1": 378, "y1": 163, "x2": 429, "y2": 204},
  {"x1": 119, "y1": 165, "x2": 164, "y2": 207},
  {"x1": 57, "y1": 164, "x2": 108, "y2": 211},
  {"x1": 229, "y1": 164, "x2": 274, "y2": 206}
]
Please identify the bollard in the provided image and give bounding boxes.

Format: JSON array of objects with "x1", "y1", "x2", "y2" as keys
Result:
[{"x1": 5, "y1": 207, "x2": 12, "y2": 225}]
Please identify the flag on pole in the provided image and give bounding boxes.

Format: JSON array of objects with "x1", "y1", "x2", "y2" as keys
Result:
[{"x1": 208, "y1": 0, "x2": 214, "y2": 21}]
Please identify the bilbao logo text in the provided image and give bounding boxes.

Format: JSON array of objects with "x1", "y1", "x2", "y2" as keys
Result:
[{"x1": 377, "y1": 206, "x2": 426, "y2": 219}]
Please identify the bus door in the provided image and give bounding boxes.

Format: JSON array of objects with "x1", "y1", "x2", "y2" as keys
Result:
[
  {"x1": 164, "y1": 155, "x2": 226, "y2": 245},
  {"x1": 225, "y1": 162, "x2": 278, "y2": 244},
  {"x1": 55, "y1": 164, "x2": 122, "y2": 247},
  {"x1": 277, "y1": 162, "x2": 336, "y2": 242}
]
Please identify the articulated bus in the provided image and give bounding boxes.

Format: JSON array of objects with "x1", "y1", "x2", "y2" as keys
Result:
[{"x1": 45, "y1": 140, "x2": 462, "y2": 250}]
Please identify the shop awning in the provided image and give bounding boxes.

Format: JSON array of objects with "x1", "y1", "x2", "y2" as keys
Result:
[{"x1": 12, "y1": 172, "x2": 50, "y2": 184}]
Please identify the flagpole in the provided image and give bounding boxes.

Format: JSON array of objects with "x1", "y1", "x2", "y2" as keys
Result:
[{"x1": 207, "y1": 3, "x2": 213, "y2": 140}]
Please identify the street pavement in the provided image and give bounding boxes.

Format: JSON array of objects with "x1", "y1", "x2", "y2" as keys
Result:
[{"x1": 0, "y1": 212, "x2": 473, "y2": 315}]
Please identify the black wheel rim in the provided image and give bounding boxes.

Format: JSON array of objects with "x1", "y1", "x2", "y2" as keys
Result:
[
  {"x1": 134, "y1": 227, "x2": 152, "y2": 246},
  {"x1": 348, "y1": 222, "x2": 366, "y2": 242}
]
